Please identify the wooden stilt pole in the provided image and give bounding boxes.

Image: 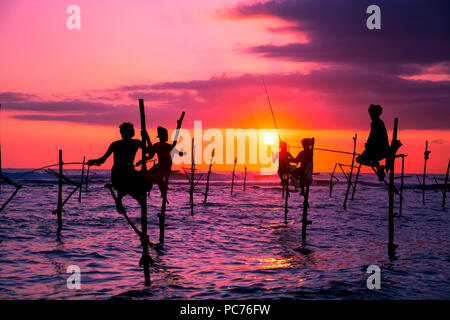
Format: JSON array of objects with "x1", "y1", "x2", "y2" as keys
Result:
[
  {"x1": 159, "y1": 111, "x2": 185, "y2": 243},
  {"x1": 78, "y1": 157, "x2": 85, "y2": 202},
  {"x1": 329, "y1": 163, "x2": 337, "y2": 197},
  {"x1": 443, "y1": 159, "x2": 450, "y2": 209},
  {"x1": 85, "y1": 166, "x2": 90, "y2": 192},
  {"x1": 284, "y1": 174, "x2": 289, "y2": 223},
  {"x1": 203, "y1": 149, "x2": 215, "y2": 203},
  {"x1": 301, "y1": 138, "x2": 314, "y2": 238},
  {"x1": 388, "y1": 118, "x2": 399, "y2": 260},
  {"x1": 138, "y1": 99, "x2": 151, "y2": 286},
  {"x1": 302, "y1": 186, "x2": 310, "y2": 239},
  {"x1": 230, "y1": 157, "x2": 237, "y2": 195},
  {"x1": 190, "y1": 138, "x2": 195, "y2": 215},
  {"x1": 56, "y1": 150, "x2": 63, "y2": 233},
  {"x1": 422, "y1": 141, "x2": 430, "y2": 205},
  {"x1": 159, "y1": 176, "x2": 167, "y2": 244},
  {"x1": 343, "y1": 134, "x2": 357, "y2": 210},
  {"x1": 399, "y1": 155, "x2": 405, "y2": 216},
  {"x1": 351, "y1": 165, "x2": 361, "y2": 200},
  {"x1": 0, "y1": 186, "x2": 20, "y2": 212},
  {"x1": 243, "y1": 166, "x2": 247, "y2": 191}
]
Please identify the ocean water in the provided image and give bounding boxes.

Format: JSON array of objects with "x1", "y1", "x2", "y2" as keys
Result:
[{"x1": 0, "y1": 169, "x2": 449, "y2": 299}]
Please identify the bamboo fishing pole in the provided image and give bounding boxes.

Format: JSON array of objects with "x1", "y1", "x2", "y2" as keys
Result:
[
  {"x1": 138, "y1": 99, "x2": 151, "y2": 286},
  {"x1": 203, "y1": 148, "x2": 215, "y2": 203},
  {"x1": 261, "y1": 77, "x2": 281, "y2": 142}
]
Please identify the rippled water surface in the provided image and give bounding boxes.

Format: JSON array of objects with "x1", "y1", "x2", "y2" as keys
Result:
[{"x1": 0, "y1": 170, "x2": 449, "y2": 299}]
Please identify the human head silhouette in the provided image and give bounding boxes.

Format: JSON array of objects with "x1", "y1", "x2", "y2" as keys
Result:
[
  {"x1": 280, "y1": 141, "x2": 287, "y2": 152},
  {"x1": 157, "y1": 126, "x2": 169, "y2": 142},
  {"x1": 119, "y1": 122, "x2": 135, "y2": 139},
  {"x1": 368, "y1": 104, "x2": 382, "y2": 121},
  {"x1": 301, "y1": 138, "x2": 313, "y2": 150}
]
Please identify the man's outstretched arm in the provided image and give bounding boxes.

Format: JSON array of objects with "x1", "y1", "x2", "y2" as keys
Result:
[{"x1": 87, "y1": 144, "x2": 113, "y2": 166}]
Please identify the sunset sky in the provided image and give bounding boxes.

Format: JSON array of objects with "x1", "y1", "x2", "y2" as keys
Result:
[{"x1": 1, "y1": 0, "x2": 449, "y2": 173}]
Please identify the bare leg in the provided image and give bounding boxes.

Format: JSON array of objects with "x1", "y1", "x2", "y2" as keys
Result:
[{"x1": 115, "y1": 191, "x2": 127, "y2": 215}]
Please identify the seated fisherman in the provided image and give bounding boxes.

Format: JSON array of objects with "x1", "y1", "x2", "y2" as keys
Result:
[
  {"x1": 290, "y1": 138, "x2": 314, "y2": 195},
  {"x1": 87, "y1": 122, "x2": 151, "y2": 213},
  {"x1": 356, "y1": 104, "x2": 389, "y2": 182},
  {"x1": 276, "y1": 141, "x2": 294, "y2": 186},
  {"x1": 136, "y1": 126, "x2": 183, "y2": 195}
]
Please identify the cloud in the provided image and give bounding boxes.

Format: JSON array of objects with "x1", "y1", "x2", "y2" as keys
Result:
[
  {"x1": 228, "y1": 0, "x2": 450, "y2": 73},
  {"x1": 3, "y1": 67, "x2": 449, "y2": 130},
  {"x1": 0, "y1": 91, "x2": 38, "y2": 103}
]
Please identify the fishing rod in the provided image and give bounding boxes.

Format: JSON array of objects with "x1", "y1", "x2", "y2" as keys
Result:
[
  {"x1": 247, "y1": 108, "x2": 260, "y2": 130},
  {"x1": 261, "y1": 77, "x2": 281, "y2": 142},
  {"x1": 290, "y1": 146, "x2": 361, "y2": 156}
]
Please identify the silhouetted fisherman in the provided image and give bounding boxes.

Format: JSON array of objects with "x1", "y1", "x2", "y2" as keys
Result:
[
  {"x1": 276, "y1": 141, "x2": 294, "y2": 186},
  {"x1": 136, "y1": 126, "x2": 183, "y2": 194},
  {"x1": 356, "y1": 104, "x2": 389, "y2": 182},
  {"x1": 87, "y1": 123, "x2": 151, "y2": 213},
  {"x1": 290, "y1": 138, "x2": 314, "y2": 195}
]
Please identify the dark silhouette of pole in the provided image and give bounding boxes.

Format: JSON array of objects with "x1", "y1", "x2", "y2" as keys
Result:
[
  {"x1": 351, "y1": 165, "x2": 361, "y2": 200},
  {"x1": 343, "y1": 134, "x2": 357, "y2": 210},
  {"x1": 302, "y1": 138, "x2": 314, "y2": 239},
  {"x1": 284, "y1": 173, "x2": 289, "y2": 223},
  {"x1": 190, "y1": 138, "x2": 195, "y2": 215},
  {"x1": 56, "y1": 150, "x2": 63, "y2": 233},
  {"x1": 443, "y1": 159, "x2": 450, "y2": 209},
  {"x1": 388, "y1": 118, "x2": 399, "y2": 260},
  {"x1": 422, "y1": 141, "x2": 430, "y2": 205},
  {"x1": 85, "y1": 166, "x2": 90, "y2": 192},
  {"x1": 78, "y1": 157, "x2": 85, "y2": 202},
  {"x1": 399, "y1": 155, "x2": 406, "y2": 216},
  {"x1": 160, "y1": 111, "x2": 185, "y2": 243},
  {"x1": 138, "y1": 99, "x2": 151, "y2": 286},
  {"x1": 329, "y1": 163, "x2": 337, "y2": 197},
  {"x1": 243, "y1": 166, "x2": 247, "y2": 191},
  {"x1": 261, "y1": 77, "x2": 281, "y2": 142},
  {"x1": 203, "y1": 149, "x2": 215, "y2": 203},
  {"x1": 231, "y1": 157, "x2": 237, "y2": 195}
]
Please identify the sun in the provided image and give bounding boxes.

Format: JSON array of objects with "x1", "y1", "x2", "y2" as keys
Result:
[{"x1": 263, "y1": 133, "x2": 276, "y2": 146}]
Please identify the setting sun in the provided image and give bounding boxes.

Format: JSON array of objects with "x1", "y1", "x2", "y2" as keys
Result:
[{"x1": 263, "y1": 133, "x2": 276, "y2": 146}]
